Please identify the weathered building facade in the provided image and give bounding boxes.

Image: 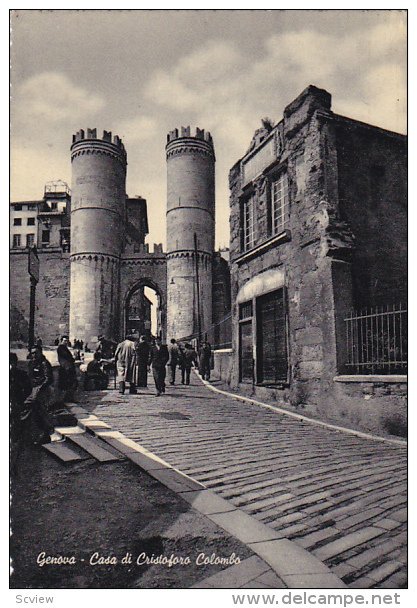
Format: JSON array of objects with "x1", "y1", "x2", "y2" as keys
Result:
[
  {"x1": 10, "y1": 127, "x2": 229, "y2": 349},
  {"x1": 223, "y1": 85, "x2": 407, "y2": 434}
]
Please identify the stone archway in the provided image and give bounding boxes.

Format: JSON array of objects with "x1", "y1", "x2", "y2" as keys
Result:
[
  {"x1": 122, "y1": 277, "x2": 167, "y2": 341},
  {"x1": 120, "y1": 253, "x2": 167, "y2": 341}
]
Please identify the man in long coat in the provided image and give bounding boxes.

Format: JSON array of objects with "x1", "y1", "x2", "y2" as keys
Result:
[
  {"x1": 183, "y1": 343, "x2": 198, "y2": 385},
  {"x1": 199, "y1": 340, "x2": 212, "y2": 381},
  {"x1": 57, "y1": 335, "x2": 77, "y2": 401},
  {"x1": 114, "y1": 335, "x2": 137, "y2": 395},
  {"x1": 26, "y1": 346, "x2": 55, "y2": 444},
  {"x1": 134, "y1": 335, "x2": 150, "y2": 388},
  {"x1": 149, "y1": 336, "x2": 169, "y2": 396},
  {"x1": 167, "y1": 338, "x2": 180, "y2": 385}
]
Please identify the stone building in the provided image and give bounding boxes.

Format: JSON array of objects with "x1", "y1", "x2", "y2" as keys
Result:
[
  {"x1": 219, "y1": 85, "x2": 407, "y2": 434},
  {"x1": 10, "y1": 180, "x2": 71, "y2": 251},
  {"x1": 166, "y1": 127, "x2": 215, "y2": 341},
  {"x1": 10, "y1": 127, "x2": 230, "y2": 349}
]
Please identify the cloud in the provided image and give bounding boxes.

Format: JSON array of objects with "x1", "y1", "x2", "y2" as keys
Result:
[
  {"x1": 13, "y1": 72, "x2": 105, "y2": 124},
  {"x1": 144, "y1": 18, "x2": 407, "y2": 145},
  {"x1": 140, "y1": 17, "x2": 406, "y2": 247},
  {"x1": 114, "y1": 115, "x2": 158, "y2": 143},
  {"x1": 11, "y1": 144, "x2": 70, "y2": 201}
]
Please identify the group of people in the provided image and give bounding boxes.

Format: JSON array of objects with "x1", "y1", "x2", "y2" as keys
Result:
[
  {"x1": 10, "y1": 335, "x2": 79, "y2": 457},
  {"x1": 10, "y1": 333, "x2": 214, "y2": 460},
  {"x1": 112, "y1": 335, "x2": 212, "y2": 397}
]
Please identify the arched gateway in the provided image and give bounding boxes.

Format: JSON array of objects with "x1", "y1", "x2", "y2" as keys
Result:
[{"x1": 120, "y1": 254, "x2": 167, "y2": 341}]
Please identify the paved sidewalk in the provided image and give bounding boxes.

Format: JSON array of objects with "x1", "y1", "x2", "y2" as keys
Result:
[
  {"x1": 11, "y1": 423, "x2": 274, "y2": 589},
  {"x1": 81, "y1": 372, "x2": 407, "y2": 589}
]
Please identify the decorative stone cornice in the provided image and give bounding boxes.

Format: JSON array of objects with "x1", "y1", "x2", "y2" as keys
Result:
[
  {"x1": 233, "y1": 230, "x2": 291, "y2": 266},
  {"x1": 121, "y1": 258, "x2": 167, "y2": 267},
  {"x1": 71, "y1": 140, "x2": 127, "y2": 170},
  {"x1": 166, "y1": 137, "x2": 215, "y2": 161},
  {"x1": 167, "y1": 250, "x2": 212, "y2": 261},
  {"x1": 70, "y1": 253, "x2": 119, "y2": 264}
]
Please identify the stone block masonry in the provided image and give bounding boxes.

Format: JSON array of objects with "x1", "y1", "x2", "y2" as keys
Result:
[
  {"x1": 10, "y1": 249, "x2": 70, "y2": 345},
  {"x1": 70, "y1": 130, "x2": 127, "y2": 343},
  {"x1": 227, "y1": 85, "x2": 407, "y2": 434},
  {"x1": 166, "y1": 127, "x2": 216, "y2": 340}
]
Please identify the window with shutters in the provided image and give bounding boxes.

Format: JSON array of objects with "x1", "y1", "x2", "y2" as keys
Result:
[
  {"x1": 256, "y1": 288, "x2": 288, "y2": 384},
  {"x1": 13, "y1": 234, "x2": 21, "y2": 248},
  {"x1": 26, "y1": 233, "x2": 35, "y2": 247}
]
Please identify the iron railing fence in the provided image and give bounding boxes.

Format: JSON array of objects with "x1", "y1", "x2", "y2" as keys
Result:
[{"x1": 345, "y1": 303, "x2": 407, "y2": 374}]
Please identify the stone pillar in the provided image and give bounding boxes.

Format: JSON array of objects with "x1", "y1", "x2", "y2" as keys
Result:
[
  {"x1": 69, "y1": 129, "x2": 127, "y2": 343},
  {"x1": 166, "y1": 127, "x2": 215, "y2": 340}
]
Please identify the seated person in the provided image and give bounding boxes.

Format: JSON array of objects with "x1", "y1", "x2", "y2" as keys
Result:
[{"x1": 84, "y1": 353, "x2": 109, "y2": 390}]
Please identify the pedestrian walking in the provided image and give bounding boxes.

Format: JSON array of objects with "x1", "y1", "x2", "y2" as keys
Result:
[
  {"x1": 199, "y1": 340, "x2": 212, "y2": 381},
  {"x1": 26, "y1": 346, "x2": 56, "y2": 444},
  {"x1": 134, "y1": 335, "x2": 150, "y2": 387},
  {"x1": 183, "y1": 343, "x2": 198, "y2": 385},
  {"x1": 167, "y1": 338, "x2": 179, "y2": 385},
  {"x1": 114, "y1": 335, "x2": 137, "y2": 395},
  {"x1": 57, "y1": 336, "x2": 78, "y2": 401},
  {"x1": 178, "y1": 343, "x2": 187, "y2": 384},
  {"x1": 149, "y1": 336, "x2": 169, "y2": 396}
]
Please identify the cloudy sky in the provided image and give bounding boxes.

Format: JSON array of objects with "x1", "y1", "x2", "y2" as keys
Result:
[{"x1": 10, "y1": 9, "x2": 406, "y2": 249}]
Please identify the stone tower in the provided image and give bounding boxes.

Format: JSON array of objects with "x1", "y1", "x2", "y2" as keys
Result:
[
  {"x1": 69, "y1": 129, "x2": 127, "y2": 343},
  {"x1": 166, "y1": 127, "x2": 215, "y2": 340}
]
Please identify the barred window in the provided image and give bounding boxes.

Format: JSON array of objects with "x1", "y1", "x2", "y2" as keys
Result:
[
  {"x1": 271, "y1": 173, "x2": 289, "y2": 235},
  {"x1": 256, "y1": 288, "x2": 288, "y2": 384},
  {"x1": 239, "y1": 301, "x2": 253, "y2": 320},
  {"x1": 243, "y1": 195, "x2": 255, "y2": 251}
]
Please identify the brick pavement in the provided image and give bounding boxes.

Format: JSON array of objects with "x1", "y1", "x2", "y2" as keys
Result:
[{"x1": 81, "y1": 372, "x2": 407, "y2": 589}]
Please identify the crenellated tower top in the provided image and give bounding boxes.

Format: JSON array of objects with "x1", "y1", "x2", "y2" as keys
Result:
[
  {"x1": 166, "y1": 126, "x2": 213, "y2": 144},
  {"x1": 71, "y1": 128, "x2": 127, "y2": 168},
  {"x1": 166, "y1": 126, "x2": 215, "y2": 161}
]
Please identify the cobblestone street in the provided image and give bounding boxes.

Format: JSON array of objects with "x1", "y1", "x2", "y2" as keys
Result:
[{"x1": 81, "y1": 372, "x2": 407, "y2": 589}]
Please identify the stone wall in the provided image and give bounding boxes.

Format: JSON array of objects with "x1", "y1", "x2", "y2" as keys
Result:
[
  {"x1": 229, "y1": 87, "x2": 342, "y2": 405},
  {"x1": 335, "y1": 122, "x2": 407, "y2": 307},
  {"x1": 331, "y1": 377, "x2": 407, "y2": 437},
  {"x1": 227, "y1": 85, "x2": 407, "y2": 435},
  {"x1": 210, "y1": 253, "x2": 231, "y2": 347},
  {"x1": 212, "y1": 349, "x2": 233, "y2": 384},
  {"x1": 10, "y1": 249, "x2": 70, "y2": 345}
]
